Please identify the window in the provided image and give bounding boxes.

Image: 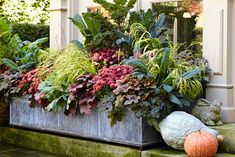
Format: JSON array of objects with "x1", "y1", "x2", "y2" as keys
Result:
[{"x1": 152, "y1": 0, "x2": 203, "y2": 45}]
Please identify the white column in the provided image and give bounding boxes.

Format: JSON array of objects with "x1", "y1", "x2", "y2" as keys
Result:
[
  {"x1": 204, "y1": 0, "x2": 235, "y2": 123},
  {"x1": 49, "y1": 0, "x2": 67, "y2": 50},
  {"x1": 66, "y1": 0, "x2": 79, "y2": 43}
]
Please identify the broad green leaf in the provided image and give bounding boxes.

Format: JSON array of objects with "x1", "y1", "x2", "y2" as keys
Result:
[
  {"x1": 45, "y1": 97, "x2": 66, "y2": 112},
  {"x1": 163, "y1": 84, "x2": 174, "y2": 93},
  {"x1": 182, "y1": 68, "x2": 202, "y2": 80},
  {"x1": 169, "y1": 93, "x2": 182, "y2": 108},
  {"x1": 69, "y1": 14, "x2": 87, "y2": 35},
  {"x1": 124, "y1": 58, "x2": 148, "y2": 74},
  {"x1": 179, "y1": 98, "x2": 191, "y2": 107},
  {"x1": 159, "y1": 48, "x2": 170, "y2": 77},
  {"x1": 83, "y1": 13, "x2": 101, "y2": 37},
  {"x1": 2, "y1": 58, "x2": 19, "y2": 71}
]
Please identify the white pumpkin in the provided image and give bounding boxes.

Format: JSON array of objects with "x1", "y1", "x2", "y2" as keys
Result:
[{"x1": 154, "y1": 111, "x2": 222, "y2": 150}]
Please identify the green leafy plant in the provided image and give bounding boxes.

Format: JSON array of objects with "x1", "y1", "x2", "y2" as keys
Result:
[
  {"x1": 0, "y1": 18, "x2": 21, "y2": 65},
  {"x1": 0, "y1": 18, "x2": 48, "y2": 71},
  {"x1": 0, "y1": 0, "x2": 50, "y2": 25},
  {"x1": 40, "y1": 43, "x2": 97, "y2": 87},
  {"x1": 94, "y1": 0, "x2": 136, "y2": 27},
  {"x1": 107, "y1": 38, "x2": 207, "y2": 126},
  {"x1": 70, "y1": 1, "x2": 137, "y2": 54},
  {"x1": 12, "y1": 23, "x2": 49, "y2": 48},
  {"x1": 129, "y1": 9, "x2": 167, "y2": 38},
  {"x1": 2, "y1": 37, "x2": 48, "y2": 71},
  {"x1": 70, "y1": 12, "x2": 117, "y2": 51},
  {"x1": 37, "y1": 80, "x2": 67, "y2": 112},
  {"x1": 36, "y1": 43, "x2": 97, "y2": 112}
]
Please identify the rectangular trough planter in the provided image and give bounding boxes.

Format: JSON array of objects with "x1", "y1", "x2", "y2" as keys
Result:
[{"x1": 10, "y1": 96, "x2": 163, "y2": 147}]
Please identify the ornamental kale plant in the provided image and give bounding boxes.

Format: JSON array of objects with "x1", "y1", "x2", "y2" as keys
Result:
[{"x1": 109, "y1": 54, "x2": 205, "y2": 126}]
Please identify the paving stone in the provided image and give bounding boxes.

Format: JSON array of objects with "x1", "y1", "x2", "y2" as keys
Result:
[{"x1": 213, "y1": 123, "x2": 235, "y2": 153}]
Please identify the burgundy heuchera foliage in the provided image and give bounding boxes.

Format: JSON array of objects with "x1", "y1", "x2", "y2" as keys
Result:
[{"x1": 66, "y1": 74, "x2": 97, "y2": 115}]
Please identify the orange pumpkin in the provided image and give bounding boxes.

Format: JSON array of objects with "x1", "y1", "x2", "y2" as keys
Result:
[{"x1": 184, "y1": 130, "x2": 218, "y2": 157}]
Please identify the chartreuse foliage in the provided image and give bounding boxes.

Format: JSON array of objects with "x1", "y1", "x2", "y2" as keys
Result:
[
  {"x1": 41, "y1": 44, "x2": 97, "y2": 87},
  {"x1": 37, "y1": 43, "x2": 97, "y2": 112}
]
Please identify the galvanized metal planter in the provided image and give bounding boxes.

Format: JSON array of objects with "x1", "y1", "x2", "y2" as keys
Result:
[{"x1": 10, "y1": 97, "x2": 163, "y2": 147}]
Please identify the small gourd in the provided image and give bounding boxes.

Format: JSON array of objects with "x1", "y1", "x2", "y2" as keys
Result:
[
  {"x1": 153, "y1": 111, "x2": 223, "y2": 150},
  {"x1": 184, "y1": 130, "x2": 218, "y2": 157}
]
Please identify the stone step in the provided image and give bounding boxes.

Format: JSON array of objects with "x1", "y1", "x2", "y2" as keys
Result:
[
  {"x1": 142, "y1": 147, "x2": 235, "y2": 157},
  {"x1": 0, "y1": 126, "x2": 141, "y2": 157},
  {"x1": 0, "y1": 126, "x2": 235, "y2": 157},
  {"x1": 213, "y1": 123, "x2": 235, "y2": 153},
  {"x1": 0, "y1": 144, "x2": 68, "y2": 157}
]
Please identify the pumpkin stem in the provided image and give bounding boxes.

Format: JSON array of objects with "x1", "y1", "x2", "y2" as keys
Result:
[{"x1": 217, "y1": 135, "x2": 225, "y2": 143}]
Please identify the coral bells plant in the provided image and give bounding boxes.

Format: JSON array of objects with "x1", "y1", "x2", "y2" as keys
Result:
[
  {"x1": 18, "y1": 69, "x2": 48, "y2": 107},
  {"x1": 18, "y1": 69, "x2": 39, "y2": 95},
  {"x1": 67, "y1": 74, "x2": 97, "y2": 115},
  {"x1": 92, "y1": 65, "x2": 133, "y2": 93}
]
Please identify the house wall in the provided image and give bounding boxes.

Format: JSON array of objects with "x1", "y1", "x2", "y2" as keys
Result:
[
  {"x1": 49, "y1": 0, "x2": 235, "y2": 123},
  {"x1": 204, "y1": 0, "x2": 235, "y2": 123},
  {"x1": 232, "y1": 0, "x2": 235, "y2": 120}
]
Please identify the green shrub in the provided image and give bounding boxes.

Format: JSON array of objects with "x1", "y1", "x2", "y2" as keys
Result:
[
  {"x1": 11, "y1": 23, "x2": 49, "y2": 48},
  {"x1": 0, "y1": 0, "x2": 49, "y2": 25}
]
